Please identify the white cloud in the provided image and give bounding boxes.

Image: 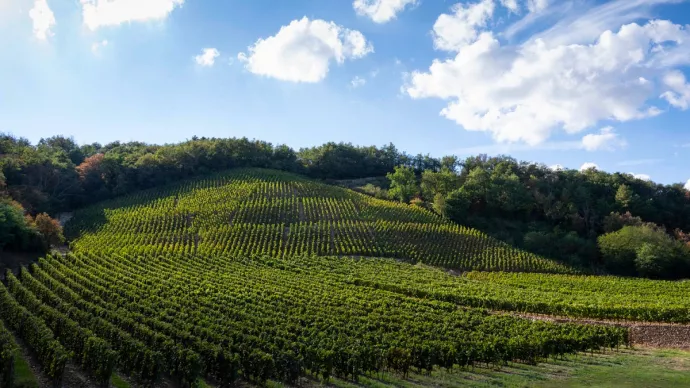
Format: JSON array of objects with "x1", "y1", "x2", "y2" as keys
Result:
[
  {"x1": 351, "y1": 76, "x2": 366, "y2": 88},
  {"x1": 432, "y1": 0, "x2": 495, "y2": 51},
  {"x1": 353, "y1": 0, "x2": 417, "y2": 23},
  {"x1": 533, "y1": 0, "x2": 684, "y2": 47},
  {"x1": 238, "y1": 17, "x2": 373, "y2": 83},
  {"x1": 29, "y1": 0, "x2": 55, "y2": 40},
  {"x1": 80, "y1": 0, "x2": 184, "y2": 31},
  {"x1": 685, "y1": 179, "x2": 690, "y2": 191},
  {"x1": 631, "y1": 173, "x2": 651, "y2": 181},
  {"x1": 91, "y1": 39, "x2": 108, "y2": 54},
  {"x1": 406, "y1": 18, "x2": 690, "y2": 145},
  {"x1": 581, "y1": 126, "x2": 626, "y2": 151},
  {"x1": 549, "y1": 164, "x2": 564, "y2": 171},
  {"x1": 500, "y1": 0, "x2": 519, "y2": 13},
  {"x1": 661, "y1": 70, "x2": 690, "y2": 110},
  {"x1": 195, "y1": 48, "x2": 219, "y2": 67},
  {"x1": 579, "y1": 162, "x2": 599, "y2": 172},
  {"x1": 527, "y1": 0, "x2": 549, "y2": 13}
]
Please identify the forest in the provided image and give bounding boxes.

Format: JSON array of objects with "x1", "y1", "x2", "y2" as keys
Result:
[{"x1": 2, "y1": 133, "x2": 690, "y2": 279}]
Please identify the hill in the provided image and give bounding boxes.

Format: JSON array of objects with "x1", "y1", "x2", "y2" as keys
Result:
[
  {"x1": 65, "y1": 168, "x2": 573, "y2": 274},
  {"x1": 2, "y1": 167, "x2": 689, "y2": 387}
]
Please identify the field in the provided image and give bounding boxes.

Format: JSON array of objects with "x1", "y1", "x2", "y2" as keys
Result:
[
  {"x1": 1, "y1": 168, "x2": 689, "y2": 387},
  {"x1": 66, "y1": 168, "x2": 573, "y2": 274}
]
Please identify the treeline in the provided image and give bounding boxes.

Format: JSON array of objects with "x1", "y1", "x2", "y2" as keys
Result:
[
  {"x1": 384, "y1": 158, "x2": 690, "y2": 278},
  {"x1": 1, "y1": 134, "x2": 446, "y2": 215},
  {"x1": 2, "y1": 134, "x2": 690, "y2": 278}
]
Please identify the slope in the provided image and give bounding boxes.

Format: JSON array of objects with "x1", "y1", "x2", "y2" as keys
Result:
[{"x1": 65, "y1": 167, "x2": 573, "y2": 274}]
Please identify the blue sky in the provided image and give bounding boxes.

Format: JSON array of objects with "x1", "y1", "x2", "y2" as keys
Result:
[{"x1": 1, "y1": 0, "x2": 689, "y2": 187}]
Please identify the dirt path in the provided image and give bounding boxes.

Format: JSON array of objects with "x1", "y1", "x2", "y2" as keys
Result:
[{"x1": 500, "y1": 311, "x2": 690, "y2": 349}]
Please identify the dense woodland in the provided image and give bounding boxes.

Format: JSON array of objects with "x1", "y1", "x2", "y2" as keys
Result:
[{"x1": 2, "y1": 133, "x2": 690, "y2": 278}]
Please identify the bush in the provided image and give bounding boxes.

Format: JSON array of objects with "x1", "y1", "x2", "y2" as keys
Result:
[
  {"x1": 598, "y1": 225, "x2": 690, "y2": 279},
  {"x1": 0, "y1": 200, "x2": 40, "y2": 251}
]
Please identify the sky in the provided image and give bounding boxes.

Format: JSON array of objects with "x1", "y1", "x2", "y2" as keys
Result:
[{"x1": 1, "y1": 0, "x2": 689, "y2": 187}]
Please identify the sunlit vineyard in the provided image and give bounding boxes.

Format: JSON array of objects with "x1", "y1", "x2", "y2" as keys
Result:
[
  {"x1": 289, "y1": 256, "x2": 690, "y2": 323},
  {"x1": 66, "y1": 168, "x2": 573, "y2": 274},
  {"x1": 0, "y1": 252, "x2": 627, "y2": 387},
  {"x1": 6, "y1": 167, "x2": 688, "y2": 387}
]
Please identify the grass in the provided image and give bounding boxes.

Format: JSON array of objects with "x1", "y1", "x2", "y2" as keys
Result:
[
  {"x1": 111, "y1": 373, "x2": 131, "y2": 388},
  {"x1": 12, "y1": 350, "x2": 39, "y2": 388},
  {"x1": 533, "y1": 349, "x2": 690, "y2": 388},
  {"x1": 321, "y1": 347, "x2": 690, "y2": 388}
]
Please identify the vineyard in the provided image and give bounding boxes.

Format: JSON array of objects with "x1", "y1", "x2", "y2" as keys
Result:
[
  {"x1": 0, "y1": 252, "x2": 627, "y2": 387},
  {"x1": 286, "y1": 255, "x2": 690, "y2": 323},
  {"x1": 1, "y1": 167, "x2": 688, "y2": 387},
  {"x1": 66, "y1": 168, "x2": 572, "y2": 274}
]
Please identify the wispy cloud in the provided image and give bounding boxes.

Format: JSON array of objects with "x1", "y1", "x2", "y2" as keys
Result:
[
  {"x1": 616, "y1": 158, "x2": 664, "y2": 167},
  {"x1": 532, "y1": 0, "x2": 686, "y2": 46},
  {"x1": 452, "y1": 140, "x2": 582, "y2": 155}
]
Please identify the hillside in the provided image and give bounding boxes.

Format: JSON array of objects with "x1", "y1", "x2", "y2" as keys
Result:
[
  {"x1": 2, "y1": 167, "x2": 689, "y2": 387},
  {"x1": 65, "y1": 168, "x2": 573, "y2": 274}
]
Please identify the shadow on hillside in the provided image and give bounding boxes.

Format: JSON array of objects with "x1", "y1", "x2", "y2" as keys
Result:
[
  {"x1": 0, "y1": 250, "x2": 43, "y2": 279},
  {"x1": 461, "y1": 215, "x2": 601, "y2": 273},
  {"x1": 63, "y1": 208, "x2": 108, "y2": 242}
]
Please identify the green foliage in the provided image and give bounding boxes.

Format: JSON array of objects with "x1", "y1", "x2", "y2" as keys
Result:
[
  {"x1": 0, "y1": 200, "x2": 36, "y2": 251},
  {"x1": 615, "y1": 184, "x2": 635, "y2": 209},
  {"x1": 0, "y1": 280, "x2": 69, "y2": 385},
  {"x1": 386, "y1": 165, "x2": 418, "y2": 203},
  {"x1": 598, "y1": 225, "x2": 690, "y2": 278},
  {"x1": 14, "y1": 252, "x2": 627, "y2": 385},
  {"x1": 67, "y1": 168, "x2": 571, "y2": 274},
  {"x1": 5, "y1": 270, "x2": 117, "y2": 386},
  {"x1": 0, "y1": 319, "x2": 18, "y2": 388},
  {"x1": 359, "y1": 183, "x2": 390, "y2": 200},
  {"x1": 602, "y1": 211, "x2": 644, "y2": 233}
]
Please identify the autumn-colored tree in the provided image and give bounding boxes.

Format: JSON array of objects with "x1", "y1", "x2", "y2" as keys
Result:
[
  {"x1": 29, "y1": 213, "x2": 65, "y2": 248},
  {"x1": 76, "y1": 153, "x2": 105, "y2": 180}
]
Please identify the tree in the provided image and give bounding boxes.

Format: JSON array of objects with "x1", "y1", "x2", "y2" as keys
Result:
[
  {"x1": 387, "y1": 166, "x2": 418, "y2": 203},
  {"x1": 615, "y1": 184, "x2": 635, "y2": 209},
  {"x1": 602, "y1": 211, "x2": 643, "y2": 233},
  {"x1": 598, "y1": 225, "x2": 690, "y2": 279},
  {"x1": 29, "y1": 213, "x2": 65, "y2": 249},
  {"x1": 444, "y1": 188, "x2": 471, "y2": 221},
  {"x1": 0, "y1": 200, "x2": 36, "y2": 250},
  {"x1": 420, "y1": 168, "x2": 460, "y2": 214}
]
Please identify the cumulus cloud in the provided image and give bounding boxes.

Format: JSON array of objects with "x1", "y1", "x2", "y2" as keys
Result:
[
  {"x1": 238, "y1": 17, "x2": 373, "y2": 83},
  {"x1": 549, "y1": 164, "x2": 564, "y2": 171},
  {"x1": 29, "y1": 0, "x2": 55, "y2": 40},
  {"x1": 80, "y1": 0, "x2": 184, "y2": 30},
  {"x1": 631, "y1": 173, "x2": 651, "y2": 181},
  {"x1": 195, "y1": 48, "x2": 219, "y2": 67},
  {"x1": 406, "y1": 0, "x2": 690, "y2": 146},
  {"x1": 432, "y1": 0, "x2": 495, "y2": 51},
  {"x1": 353, "y1": 0, "x2": 417, "y2": 23},
  {"x1": 685, "y1": 179, "x2": 690, "y2": 191},
  {"x1": 579, "y1": 162, "x2": 599, "y2": 172},
  {"x1": 581, "y1": 127, "x2": 626, "y2": 151},
  {"x1": 351, "y1": 76, "x2": 366, "y2": 88},
  {"x1": 661, "y1": 70, "x2": 690, "y2": 110}
]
